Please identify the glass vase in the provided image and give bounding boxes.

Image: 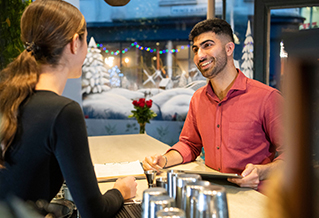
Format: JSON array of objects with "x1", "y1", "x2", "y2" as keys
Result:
[{"x1": 139, "y1": 122, "x2": 146, "y2": 134}]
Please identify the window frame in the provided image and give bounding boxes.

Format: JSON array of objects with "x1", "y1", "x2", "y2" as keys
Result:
[{"x1": 254, "y1": 0, "x2": 319, "y2": 84}]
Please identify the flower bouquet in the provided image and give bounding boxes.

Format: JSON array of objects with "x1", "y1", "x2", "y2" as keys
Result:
[{"x1": 128, "y1": 98, "x2": 157, "y2": 133}]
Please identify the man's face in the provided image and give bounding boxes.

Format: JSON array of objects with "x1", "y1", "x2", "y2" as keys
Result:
[{"x1": 192, "y1": 31, "x2": 227, "y2": 79}]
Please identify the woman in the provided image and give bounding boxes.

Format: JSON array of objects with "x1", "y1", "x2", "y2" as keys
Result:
[{"x1": 0, "y1": 1, "x2": 137, "y2": 217}]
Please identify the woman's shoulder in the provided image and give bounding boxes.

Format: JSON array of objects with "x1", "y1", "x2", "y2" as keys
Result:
[
  {"x1": 33, "y1": 90, "x2": 76, "y2": 103},
  {"x1": 28, "y1": 90, "x2": 81, "y2": 113}
]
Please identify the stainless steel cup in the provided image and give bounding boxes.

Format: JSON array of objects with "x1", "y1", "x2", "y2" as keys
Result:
[
  {"x1": 166, "y1": 170, "x2": 184, "y2": 199},
  {"x1": 156, "y1": 177, "x2": 167, "y2": 189},
  {"x1": 145, "y1": 170, "x2": 157, "y2": 188},
  {"x1": 195, "y1": 185, "x2": 229, "y2": 218},
  {"x1": 183, "y1": 180, "x2": 211, "y2": 218},
  {"x1": 175, "y1": 174, "x2": 202, "y2": 209},
  {"x1": 149, "y1": 195, "x2": 175, "y2": 218},
  {"x1": 142, "y1": 187, "x2": 168, "y2": 218},
  {"x1": 156, "y1": 207, "x2": 186, "y2": 218}
]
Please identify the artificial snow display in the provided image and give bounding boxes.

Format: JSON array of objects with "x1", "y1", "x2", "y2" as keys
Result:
[
  {"x1": 82, "y1": 87, "x2": 195, "y2": 121},
  {"x1": 178, "y1": 71, "x2": 193, "y2": 88},
  {"x1": 81, "y1": 38, "x2": 209, "y2": 121},
  {"x1": 241, "y1": 20, "x2": 254, "y2": 79},
  {"x1": 109, "y1": 66, "x2": 122, "y2": 88},
  {"x1": 82, "y1": 37, "x2": 110, "y2": 94}
]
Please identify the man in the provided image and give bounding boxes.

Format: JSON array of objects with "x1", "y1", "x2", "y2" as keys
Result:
[{"x1": 142, "y1": 18, "x2": 284, "y2": 191}]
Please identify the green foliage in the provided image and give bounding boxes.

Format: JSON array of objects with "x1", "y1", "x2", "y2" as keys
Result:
[{"x1": 0, "y1": 0, "x2": 31, "y2": 70}]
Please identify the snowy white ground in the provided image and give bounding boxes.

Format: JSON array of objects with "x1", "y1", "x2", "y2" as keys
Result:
[{"x1": 83, "y1": 80, "x2": 207, "y2": 121}]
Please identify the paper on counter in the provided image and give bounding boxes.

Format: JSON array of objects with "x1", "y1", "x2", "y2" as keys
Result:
[{"x1": 94, "y1": 160, "x2": 145, "y2": 182}]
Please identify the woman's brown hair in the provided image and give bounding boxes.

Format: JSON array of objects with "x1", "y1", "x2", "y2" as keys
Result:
[{"x1": 0, "y1": 0, "x2": 86, "y2": 166}]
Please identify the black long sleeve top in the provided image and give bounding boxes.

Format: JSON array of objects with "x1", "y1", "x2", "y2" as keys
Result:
[{"x1": 0, "y1": 90, "x2": 123, "y2": 218}]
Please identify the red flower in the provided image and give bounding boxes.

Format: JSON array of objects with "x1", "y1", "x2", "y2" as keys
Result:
[
  {"x1": 132, "y1": 100, "x2": 138, "y2": 107},
  {"x1": 146, "y1": 99, "x2": 152, "y2": 108},
  {"x1": 128, "y1": 98, "x2": 157, "y2": 128},
  {"x1": 138, "y1": 98, "x2": 145, "y2": 108}
]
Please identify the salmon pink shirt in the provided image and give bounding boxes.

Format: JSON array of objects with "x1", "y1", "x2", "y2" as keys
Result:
[{"x1": 169, "y1": 70, "x2": 284, "y2": 175}]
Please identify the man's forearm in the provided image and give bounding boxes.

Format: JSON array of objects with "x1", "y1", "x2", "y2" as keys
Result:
[
  {"x1": 256, "y1": 159, "x2": 284, "y2": 180},
  {"x1": 163, "y1": 150, "x2": 183, "y2": 168}
]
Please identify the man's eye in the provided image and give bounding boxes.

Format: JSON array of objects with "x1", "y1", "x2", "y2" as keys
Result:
[
  {"x1": 192, "y1": 48, "x2": 198, "y2": 53},
  {"x1": 203, "y1": 43, "x2": 213, "y2": 48}
]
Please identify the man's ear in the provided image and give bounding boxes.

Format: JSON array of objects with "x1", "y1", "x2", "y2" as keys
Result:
[
  {"x1": 225, "y1": 42, "x2": 235, "y2": 56},
  {"x1": 70, "y1": 33, "x2": 80, "y2": 54}
]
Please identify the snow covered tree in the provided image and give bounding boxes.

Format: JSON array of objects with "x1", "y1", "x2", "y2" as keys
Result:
[
  {"x1": 82, "y1": 37, "x2": 110, "y2": 94},
  {"x1": 241, "y1": 20, "x2": 254, "y2": 79},
  {"x1": 109, "y1": 65, "x2": 122, "y2": 88}
]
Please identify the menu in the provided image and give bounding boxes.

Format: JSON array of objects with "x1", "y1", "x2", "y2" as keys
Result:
[{"x1": 94, "y1": 160, "x2": 145, "y2": 182}]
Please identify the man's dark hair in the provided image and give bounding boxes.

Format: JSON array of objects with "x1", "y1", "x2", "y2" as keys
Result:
[{"x1": 189, "y1": 18, "x2": 234, "y2": 43}]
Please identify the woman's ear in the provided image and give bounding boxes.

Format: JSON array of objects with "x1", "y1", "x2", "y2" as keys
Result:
[
  {"x1": 70, "y1": 33, "x2": 80, "y2": 54},
  {"x1": 225, "y1": 42, "x2": 235, "y2": 56}
]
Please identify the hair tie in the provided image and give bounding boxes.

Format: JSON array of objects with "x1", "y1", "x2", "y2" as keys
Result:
[{"x1": 24, "y1": 42, "x2": 38, "y2": 56}]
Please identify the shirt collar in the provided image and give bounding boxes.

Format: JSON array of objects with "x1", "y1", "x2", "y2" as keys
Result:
[
  {"x1": 228, "y1": 69, "x2": 247, "y2": 93},
  {"x1": 206, "y1": 69, "x2": 247, "y2": 101}
]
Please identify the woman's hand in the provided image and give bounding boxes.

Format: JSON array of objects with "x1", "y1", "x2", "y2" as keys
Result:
[{"x1": 113, "y1": 176, "x2": 137, "y2": 200}]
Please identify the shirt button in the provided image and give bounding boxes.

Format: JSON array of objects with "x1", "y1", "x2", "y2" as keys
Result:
[
  {"x1": 217, "y1": 124, "x2": 220, "y2": 128},
  {"x1": 218, "y1": 168, "x2": 221, "y2": 171},
  {"x1": 217, "y1": 146, "x2": 220, "y2": 149},
  {"x1": 218, "y1": 103, "x2": 221, "y2": 106}
]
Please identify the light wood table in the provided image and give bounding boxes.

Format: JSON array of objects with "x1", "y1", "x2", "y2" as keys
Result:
[{"x1": 88, "y1": 134, "x2": 268, "y2": 218}]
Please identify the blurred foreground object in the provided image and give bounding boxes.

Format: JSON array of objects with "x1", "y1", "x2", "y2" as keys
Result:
[
  {"x1": 266, "y1": 28, "x2": 319, "y2": 218},
  {"x1": 0, "y1": 196, "x2": 43, "y2": 218}
]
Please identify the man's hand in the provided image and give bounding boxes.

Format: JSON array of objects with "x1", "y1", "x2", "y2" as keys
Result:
[
  {"x1": 227, "y1": 160, "x2": 284, "y2": 190},
  {"x1": 142, "y1": 154, "x2": 166, "y2": 171},
  {"x1": 227, "y1": 163, "x2": 260, "y2": 189},
  {"x1": 142, "y1": 150, "x2": 183, "y2": 171}
]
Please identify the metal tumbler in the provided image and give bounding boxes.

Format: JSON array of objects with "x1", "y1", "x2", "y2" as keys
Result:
[
  {"x1": 183, "y1": 180, "x2": 212, "y2": 218},
  {"x1": 149, "y1": 195, "x2": 175, "y2": 218},
  {"x1": 156, "y1": 207, "x2": 186, "y2": 218},
  {"x1": 142, "y1": 187, "x2": 168, "y2": 218},
  {"x1": 175, "y1": 174, "x2": 202, "y2": 209},
  {"x1": 156, "y1": 177, "x2": 168, "y2": 190},
  {"x1": 166, "y1": 170, "x2": 185, "y2": 199},
  {"x1": 195, "y1": 185, "x2": 229, "y2": 218}
]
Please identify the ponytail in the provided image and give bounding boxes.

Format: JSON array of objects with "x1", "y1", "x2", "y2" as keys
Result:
[
  {"x1": 0, "y1": 50, "x2": 39, "y2": 166},
  {"x1": 0, "y1": 0, "x2": 86, "y2": 167}
]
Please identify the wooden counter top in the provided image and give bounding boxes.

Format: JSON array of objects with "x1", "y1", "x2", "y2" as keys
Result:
[{"x1": 88, "y1": 134, "x2": 268, "y2": 218}]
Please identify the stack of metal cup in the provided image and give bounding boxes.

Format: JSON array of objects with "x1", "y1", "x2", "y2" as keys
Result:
[
  {"x1": 195, "y1": 185, "x2": 229, "y2": 218},
  {"x1": 166, "y1": 170, "x2": 185, "y2": 199},
  {"x1": 142, "y1": 169, "x2": 229, "y2": 218},
  {"x1": 142, "y1": 187, "x2": 168, "y2": 218},
  {"x1": 149, "y1": 195, "x2": 175, "y2": 218},
  {"x1": 175, "y1": 174, "x2": 202, "y2": 209},
  {"x1": 156, "y1": 177, "x2": 167, "y2": 190},
  {"x1": 156, "y1": 207, "x2": 186, "y2": 218},
  {"x1": 182, "y1": 180, "x2": 212, "y2": 218}
]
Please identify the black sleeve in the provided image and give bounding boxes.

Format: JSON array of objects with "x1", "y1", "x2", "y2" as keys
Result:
[{"x1": 52, "y1": 101, "x2": 124, "y2": 218}]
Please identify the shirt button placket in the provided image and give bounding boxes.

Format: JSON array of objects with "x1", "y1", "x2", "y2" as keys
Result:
[{"x1": 216, "y1": 102, "x2": 222, "y2": 171}]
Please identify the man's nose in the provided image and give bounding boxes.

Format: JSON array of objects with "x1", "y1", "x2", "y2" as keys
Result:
[{"x1": 197, "y1": 48, "x2": 206, "y2": 60}]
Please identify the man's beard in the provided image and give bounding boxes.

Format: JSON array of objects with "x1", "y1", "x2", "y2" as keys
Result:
[{"x1": 198, "y1": 52, "x2": 227, "y2": 79}]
